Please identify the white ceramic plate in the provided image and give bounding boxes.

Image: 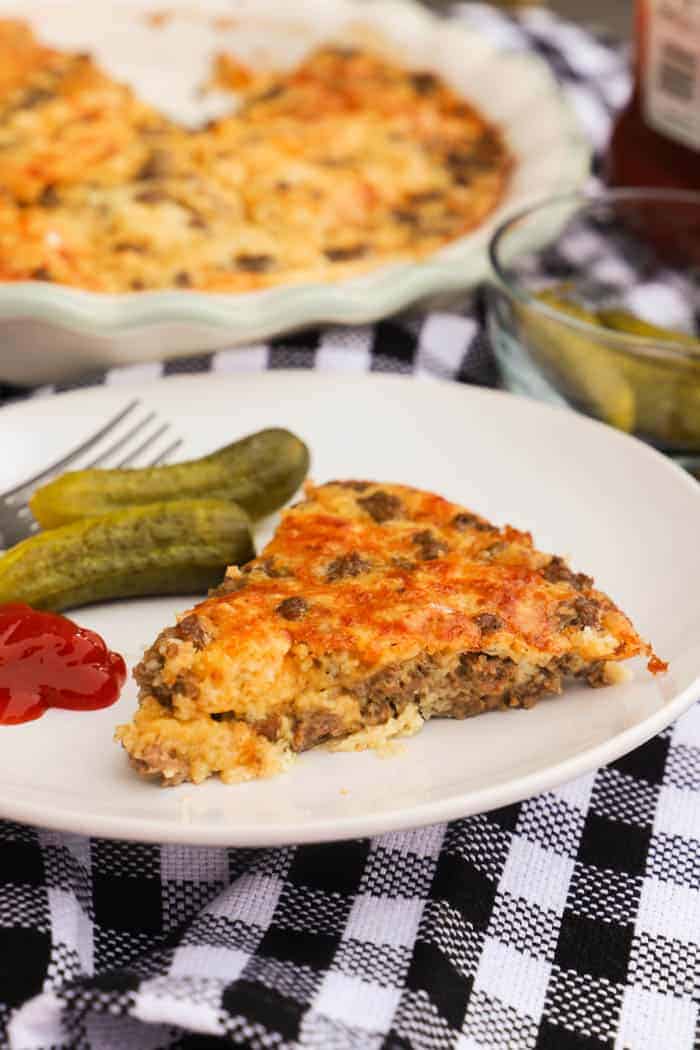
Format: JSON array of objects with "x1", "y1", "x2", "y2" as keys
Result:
[
  {"x1": 0, "y1": 371, "x2": 698, "y2": 845},
  {"x1": 0, "y1": 0, "x2": 589, "y2": 384}
]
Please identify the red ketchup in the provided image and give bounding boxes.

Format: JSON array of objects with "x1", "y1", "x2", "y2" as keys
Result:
[{"x1": 0, "y1": 603, "x2": 126, "y2": 725}]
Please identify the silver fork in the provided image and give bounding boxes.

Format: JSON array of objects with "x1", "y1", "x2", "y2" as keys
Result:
[{"x1": 0, "y1": 400, "x2": 182, "y2": 549}]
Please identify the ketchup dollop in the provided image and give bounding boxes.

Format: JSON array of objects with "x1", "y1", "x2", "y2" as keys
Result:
[{"x1": 0, "y1": 603, "x2": 126, "y2": 725}]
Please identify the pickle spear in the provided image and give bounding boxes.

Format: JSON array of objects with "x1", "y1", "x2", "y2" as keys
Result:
[
  {"x1": 597, "y1": 308, "x2": 700, "y2": 446},
  {"x1": 0, "y1": 500, "x2": 254, "y2": 612},
  {"x1": 597, "y1": 308, "x2": 700, "y2": 347},
  {"x1": 30, "y1": 427, "x2": 310, "y2": 529},
  {"x1": 522, "y1": 290, "x2": 636, "y2": 433}
]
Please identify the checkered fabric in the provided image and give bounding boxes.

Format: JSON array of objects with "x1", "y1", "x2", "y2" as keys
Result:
[{"x1": 2, "y1": 6, "x2": 699, "y2": 1050}]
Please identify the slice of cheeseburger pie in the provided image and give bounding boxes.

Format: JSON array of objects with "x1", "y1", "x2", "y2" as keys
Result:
[{"x1": 116, "y1": 481, "x2": 660, "y2": 786}]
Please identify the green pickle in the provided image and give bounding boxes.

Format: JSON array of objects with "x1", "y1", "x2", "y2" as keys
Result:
[
  {"x1": 521, "y1": 291, "x2": 700, "y2": 448},
  {"x1": 0, "y1": 499, "x2": 254, "y2": 612},
  {"x1": 519, "y1": 291, "x2": 636, "y2": 432},
  {"x1": 597, "y1": 309, "x2": 700, "y2": 347},
  {"x1": 31, "y1": 427, "x2": 310, "y2": 528},
  {"x1": 595, "y1": 309, "x2": 700, "y2": 448}
]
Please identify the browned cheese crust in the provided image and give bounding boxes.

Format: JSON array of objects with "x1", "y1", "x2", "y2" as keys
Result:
[
  {"x1": 115, "y1": 481, "x2": 657, "y2": 786},
  {"x1": 0, "y1": 21, "x2": 511, "y2": 291}
]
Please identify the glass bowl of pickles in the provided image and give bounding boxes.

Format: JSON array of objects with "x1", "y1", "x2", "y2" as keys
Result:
[{"x1": 487, "y1": 189, "x2": 700, "y2": 468}]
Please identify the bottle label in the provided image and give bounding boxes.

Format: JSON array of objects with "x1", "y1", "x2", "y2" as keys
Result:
[{"x1": 645, "y1": 0, "x2": 700, "y2": 149}]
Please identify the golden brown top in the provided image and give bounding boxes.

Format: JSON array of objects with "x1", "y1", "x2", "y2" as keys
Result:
[
  {"x1": 0, "y1": 22, "x2": 511, "y2": 292},
  {"x1": 195, "y1": 481, "x2": 648, "y2": 672}
]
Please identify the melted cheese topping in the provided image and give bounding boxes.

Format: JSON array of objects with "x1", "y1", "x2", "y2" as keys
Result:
[
  {"x1": 0, "y1": 22, "x2": 511, "y2": 291},
  {"x1": 198, "y1": 482, "x2": 645, "y2": 679}
]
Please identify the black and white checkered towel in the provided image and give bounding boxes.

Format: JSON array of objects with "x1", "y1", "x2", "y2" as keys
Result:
[{"x1": 3, "y1": 7, "x2": 700, "y2": 1050}]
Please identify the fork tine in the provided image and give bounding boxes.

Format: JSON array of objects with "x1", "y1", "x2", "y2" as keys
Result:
[
  {"x1": 1, "y1": 399, "x2": 140, "y2": 500},
  {"x1": 146, "y1": 437, "x2": 184, "y2": 467},
  {"x1": 82, "y1": 411, "x2": 157, "y2": 469},
  {"x1": 114, "y1": 422, "x2": 172, "y2": 468}
]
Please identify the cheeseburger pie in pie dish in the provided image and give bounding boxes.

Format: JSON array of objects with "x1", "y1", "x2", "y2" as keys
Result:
[{"x1": 0, "y1": 0, "x2": 589, "y2": 382}]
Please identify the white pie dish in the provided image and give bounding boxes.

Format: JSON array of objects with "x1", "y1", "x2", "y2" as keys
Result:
[{"x1": 0, "y1": 0, "x2": 590, "y2": 384}]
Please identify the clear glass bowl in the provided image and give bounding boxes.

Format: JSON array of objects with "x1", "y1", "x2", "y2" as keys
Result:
[{"x1": 487, "y1": 189, "x2": 700, "y2": 469}]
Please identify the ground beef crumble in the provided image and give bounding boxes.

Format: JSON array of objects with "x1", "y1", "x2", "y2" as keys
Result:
[
  {"x1": 358, "y1": 491, "x2": 404, "y2": 523},
  {"x1": 276, "y1": 596, "x2": 309, "y2": 620},
  {"x1": 325, "y1": 552, "x2": 372, "y2": 581}
]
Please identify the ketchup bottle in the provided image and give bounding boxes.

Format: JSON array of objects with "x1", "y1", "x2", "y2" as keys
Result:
[{"x1": 608, "y1": 1, "x2": 700, "y2": 190}]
